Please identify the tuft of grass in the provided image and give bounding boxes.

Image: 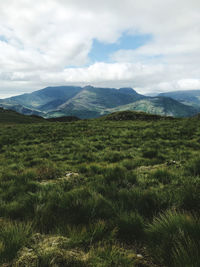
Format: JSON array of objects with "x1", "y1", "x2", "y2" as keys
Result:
[
  {"x1": 116, "y1": 211, "x2": 145, "y2": 243},
  {"x1": 146, "y1": 210, "x2": 200, "y2": 266},
  {"x1": 88, "y1": 242, "x2": 141, "y2": 267},
  {"x1": 59, "y1": 221, "x2": 116, "y2": 247},
  {"x1": 172, "y1": 235, "x2": 200, "y2": 267},
  {"x1": 0, "y1": 220, "x2": 33, "y2": 264},
  {"x1": 151, "y1": 168, "x2": 173, "y2": 184},
  {"x1": 185, "y1": 156, "x2": 200, "y2": 176}
]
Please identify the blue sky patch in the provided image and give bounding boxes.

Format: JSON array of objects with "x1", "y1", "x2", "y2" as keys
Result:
[
  {"x1": 89, "y1": 32, "x2": 152, "y2": 62},
  {"x1": 0, "y1": 35, "x2": 8, "y2": 43}
]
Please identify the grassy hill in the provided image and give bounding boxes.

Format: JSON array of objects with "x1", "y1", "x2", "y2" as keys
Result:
[
  {"x1": 0, "y1": 113, "x2": 199, "y2": 266},
  {"x1": 0, "y1": 108, "x2": 45, "y2": 123},
  {"x1": 0, "y1": 107, "x2": 81, "y2": 124},
  {"x1": 101, "y1": 110, "x2": 174, "y2": 121}
]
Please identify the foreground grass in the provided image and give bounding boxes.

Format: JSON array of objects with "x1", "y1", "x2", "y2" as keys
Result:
[{"x1": 0, "y1": 116, "x2": 200, "y2": 266}]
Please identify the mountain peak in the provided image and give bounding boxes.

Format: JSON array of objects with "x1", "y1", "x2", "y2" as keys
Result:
[
  {"x1": 118, "y1": 87, "x2": 137, "y2": 95},
  {"x1": 83, "y1": 85, "x2": 94, "y2": 90}
]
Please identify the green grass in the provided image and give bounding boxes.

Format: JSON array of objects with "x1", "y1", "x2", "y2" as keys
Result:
[
  {"x1": 0, "y1": 220, "x2": 33, "y2": 264},
  {"x1": 146, "y1": 210, "x2": 200, "y2": 266},
  {"x1": 0, "y1": 108, "x2": 45, "y2": 123},
  {"x1": 0, "y1": 114, "x2": 200, "y2": 266}
]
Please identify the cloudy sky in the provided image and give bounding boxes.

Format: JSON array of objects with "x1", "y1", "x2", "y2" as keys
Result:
[{"x1": 0, "y1": 0, "x2": 200, "y2": 98}]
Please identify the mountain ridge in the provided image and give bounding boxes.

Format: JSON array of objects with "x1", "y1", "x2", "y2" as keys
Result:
[
  {"x1": 0, "y1": 86, "x2": 199, "y2": 119},
  {"x1": 159, "y1": 89, "x2": 200, "y2": 108}
]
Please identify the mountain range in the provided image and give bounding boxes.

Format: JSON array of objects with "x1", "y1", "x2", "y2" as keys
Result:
[
  {"x1": 159, "y1": 90, "x2": 200, "y2": 108},
  {"x1": 0, "y1": 86, "x2": 199, "y2": 119}
]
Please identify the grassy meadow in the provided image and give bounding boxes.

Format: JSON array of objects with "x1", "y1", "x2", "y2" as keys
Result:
[{"x1": 0, "y1": 113, "x2": 200, "y2": 266}]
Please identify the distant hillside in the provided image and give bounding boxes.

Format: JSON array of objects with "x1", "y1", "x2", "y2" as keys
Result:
[
  {"x1": 102, "y1": 97, "x2": 198, "y2": 118},
  {"x1": 102, "y1": 110, "x2": 174, "y2": 121},
  {"x1": 0, "y1": 102, "x2": 45, "y2": 117},
  {"x1": 0, "y1": 85, "x2": 198, "y2": 119},
  {"x1": 0, "y1": 86, "x2": 82, "y2": 114},
  {"x1": 0, "y1": 108, "x2": 45, "y2": 123},
  {"x1": 159, "y1": 90, "x2": 200, "y2": 108}
]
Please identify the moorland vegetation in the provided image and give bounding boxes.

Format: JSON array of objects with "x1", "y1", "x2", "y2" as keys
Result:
[{"x1": 0, "y1": 110, "x2": 199, "y2": 266}]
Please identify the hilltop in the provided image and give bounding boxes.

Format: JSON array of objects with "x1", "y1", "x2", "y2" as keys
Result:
[{"x1": 102, "y1": 110, "x2": 174, "y2": 121}]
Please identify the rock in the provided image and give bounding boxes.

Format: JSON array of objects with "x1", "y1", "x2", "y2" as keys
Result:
[
  {"x1": 65, "y1": 172, "x2": 79, "y2": 177},
  {"x1": 137, "y1": 254, "x2": 143, "y2": 259}
]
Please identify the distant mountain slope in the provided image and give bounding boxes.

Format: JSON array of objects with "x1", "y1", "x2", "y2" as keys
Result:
[
  {"x1": 54, "y1": 86, "x2": 145, "y2": 118},
  {"x1": 0, "y1": 102, "x2": 45, "y2": 117},
  {"x1": 0, "y1": 85, "x2": 198, "y2": 119},
  {"x1": 159, "y1": 90, "x2": 200, "y2": 108},
  {"x1": 0, "y1": 86, "x2": 82, "y2": 112},
  {"x1": 0, "y1": 108, "x2": 45, "y2": 123},
  {"x1": 101, "y1": 97, "x2": 198, "y2": 118}
]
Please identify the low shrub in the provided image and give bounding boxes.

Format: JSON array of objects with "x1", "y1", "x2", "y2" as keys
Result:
[{"x1": 35, "y1": 160, "x2": 62, "y2": 181}]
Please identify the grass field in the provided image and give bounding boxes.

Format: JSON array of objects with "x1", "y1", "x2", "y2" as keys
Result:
[{"x1": 0, "y1": 113, "x2": 199, "y2": 266}]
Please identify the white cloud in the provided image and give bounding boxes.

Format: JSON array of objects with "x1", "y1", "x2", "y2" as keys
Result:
[
  {"x1": 0, "y1": 0, "x2": 200, "y2": 97},
  {"x1": 177, "y1": 79, "x2": 200, "y2": 90}
]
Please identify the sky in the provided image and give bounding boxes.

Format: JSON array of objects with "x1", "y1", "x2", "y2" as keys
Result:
[{"x1": 0, "y1": 0, "x2": 200, "y2": 98}]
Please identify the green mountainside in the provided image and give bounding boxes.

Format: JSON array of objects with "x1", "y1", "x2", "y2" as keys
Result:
[
  {"x1": 52, "y1": 86, "x2": 145, "y2": 118},
  {"x1": 0, "y1": 102, "x2": 45, "y2": 117},
  {"x1": 102, "y1": 97, "x2": 198, "y2": 118},
  {"x1": 0, "y1": 86, "x2": 82, "y2": 116},
  {"x1": 159, "y1": 89, "x2": 200, "y2": 108},
  {"x1": 0, "y1": 86, "x2": 199, "y2": 119}
]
